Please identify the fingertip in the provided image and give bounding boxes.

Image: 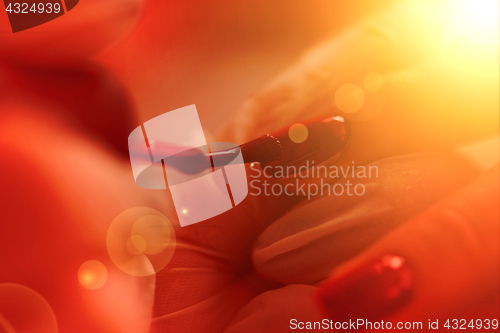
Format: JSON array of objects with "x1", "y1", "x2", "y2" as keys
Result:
[{"x1": 316, "y1": 255, "x2": 414, "y2": 323}]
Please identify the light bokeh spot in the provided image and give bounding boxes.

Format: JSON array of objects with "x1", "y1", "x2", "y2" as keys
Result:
[
  {"x1": 107, "y1": 207, "x2": 176, "y2": 276},
  {"x1": 126, "y1": 235, "x2": 147, "y2": 255},
  {"x1": 364, "y1": 72, "x2": 384, "y2": 91},
  {"x1": 78, "y1": 260, "x2": 108, "y2": 290},
  {"x1": 131, "y1": 215, "x2": 171, "y2": 255},
  {"x1": 0, "y1": 284, "x2": 58, "y2": 333},
  {"x1": 334, "y1": 83, "x2": 365, "y2": 114},
  {"x1": 288, "y1": 123, "x2": 309, "y2": 143}
]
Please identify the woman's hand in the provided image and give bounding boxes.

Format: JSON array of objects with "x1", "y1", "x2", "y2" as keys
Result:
[
  {"x1": 318, "y1": 164, "x2": 499, "y2": 329},
  {"x1": 219, "y1": 0, "x2": 498, "y2": 166},
  {"x1": 222, "y1": 163, "x2": 498, "y2": 332},
  {"x1": 153, "y1": 0, "x2": 498, "y2": 331},
  {"x1": 0, "y1": 104, "x2": 161, "y2": 332},
  {"x1": 1, "y1": 0, "x2": 497, "y2": 331},
  {"x1": 152, "y1": 151, "x2": 494, "y2": 332}
]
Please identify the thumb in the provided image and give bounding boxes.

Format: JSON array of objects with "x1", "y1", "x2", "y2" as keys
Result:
[{"x1": 317, "y1": 164, "x2": 499, "y2": 324}]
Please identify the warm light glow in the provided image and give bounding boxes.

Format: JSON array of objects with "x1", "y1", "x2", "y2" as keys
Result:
[
  {"x1": 131, "y1": 215, "x2": 172, "y2": 255},
  {"x1": 182, "y1": 209, "x2": 187, "y2": 214},
  {"x1": 334, "y1": 83, "x2": 364, "y2": 114},
  {"x1": 288, "y1": 123, "x2": 309, "y2": 143},
  {"x1": 382, "y1": 255, "x2": 404, "y2": 269},
  {"x1": 107, "y1": 208, "x2": 176, "y2": 277},
  {"x1": 126, "y1": 235, "x2": 148, "y2": 255},
  {"x1": 364, "y1": 72, "x2": 384, "y2": 92},
  {"x1": 0, "y1": 284, "x2": 58, "y2": 333},
  {"x1": 450, "y1": 0, "x2": 499, "y2": 43},
  {"x1": 250, "y1": 163, "x2": 254, "y2": 167},
  {"x1": 78, "y1": 260, "x2": 108, "y2": 290}
]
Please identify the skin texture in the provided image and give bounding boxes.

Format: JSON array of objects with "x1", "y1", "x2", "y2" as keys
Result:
[
  {"x1": 218, "y1": 1, "x2": 498, "y2": 163},
  {"x1": 0, "y1": 0, "x2": 498, "y2": 332},
  {"x1": 153, "y1": 1, "x2": 498, "y2": 331},
  {"x1": 222, "y1": 165, "x2": 499, "y2": 333},
  {"x1": 151, "y1": 153, "x2": 487, "y2": 333}
]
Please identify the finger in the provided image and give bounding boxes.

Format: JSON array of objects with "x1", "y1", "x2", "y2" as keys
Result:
[
  {"x1": 151, "y1": 172, "x2": 299, "y2": 332},
  {"x1": 0, "y1": 0, "x2": 142, "y2": 62},
  {"x1": 327, "y1": 41, "x2": 498, "y2": 177},
  {"x1": 252, "y1": 153, "x2": 479, "y2": 284},
  {"x1": 217, "y1": 1, "x2": 499, "y2": 183},
  {"x1": 339, "y1": 39, "x2": 499, "y2": 161},
  {"x1": 317, "y1": 164, "x2": 499, "y2": 324},
  {"x1": 152, "y1": 267, "x2": 274, "y2": 333},
  {"x1": 0, "y1": 105, "x2": 161, "y2": 332},
  {"x1": 224, "y1": 284, "x2": 324, "y2": 333},
  {"x1": 217, "y1": 0, "x2": 457, "y2": 143},
  {"x1": 219, "y1": 39, "x2": 498, "y2": 197},
  {"x1": 0, "y1": 60, "x2": 137, "y2": 158}
]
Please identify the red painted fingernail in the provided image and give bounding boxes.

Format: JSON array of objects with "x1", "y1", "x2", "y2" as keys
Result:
[{"x1": 317, "y1": 255, "x2": 414, "y2": 323}]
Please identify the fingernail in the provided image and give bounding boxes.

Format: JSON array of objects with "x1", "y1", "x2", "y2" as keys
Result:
[{"x1": 317, "y1": 255, "x2": 414, "y2": 323}]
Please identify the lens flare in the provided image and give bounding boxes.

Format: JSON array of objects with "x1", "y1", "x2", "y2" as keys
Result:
[
  {"x1": 0, "y1": 284, "x2": 58, "y2": 333},
  {"x1": 334, "y1": 83, "x2": 365, "y2": 114},
  {"x1": 106, "y1": 207, "x2": 176, "y2": 277},
  {"x1": 126, "y1": 235, "x2": 148, "y2": 255},
  {"x1": 450, "y1": 0, "x2": 500, "y2": 43},
  {"x1": 78, "y1": 260, "x2": 108, "y2": 290},
  {"x1": 288, "y1": 123, "x2": 309, "y2": 143}
]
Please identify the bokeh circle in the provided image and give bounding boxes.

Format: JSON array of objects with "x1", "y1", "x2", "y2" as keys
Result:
[
  {"x1": 78, "y1": 260, "x2": 108, "y2": 290},
  {"x1": 330, "y1": 62, "x2": 389, "y2": 122},
  {"x1": 0, "y1": 284, "x2": 58, "y2": 333},
  {"x1": 288, "y1": 123, "x2": 309, "y2": 143},
  {"x1": 106, "y1": 207, "x2": 176, "y2": 277}
]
